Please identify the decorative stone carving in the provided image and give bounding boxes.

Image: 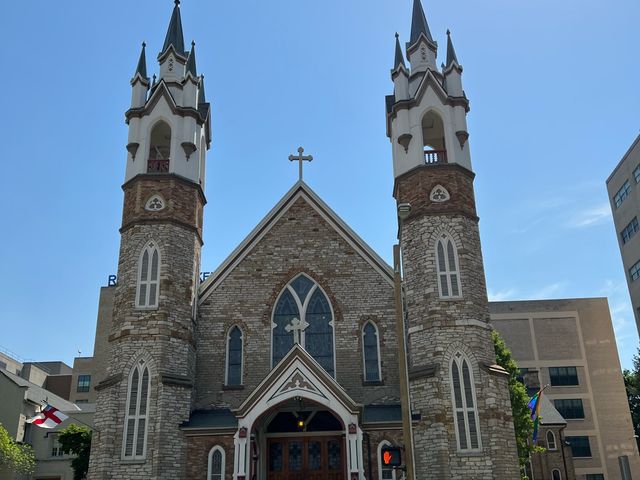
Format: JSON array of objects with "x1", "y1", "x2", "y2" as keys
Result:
[
  {"x1": 429, "y1": 185, "x2": 450, "y2": 203},
  {"x1": 398, "y1": 134, "x2": 413, "y2": 153},
  {"x1": 126, "y1": 142, "x2": 140, "y2": 160},
  {"x1": 145, "y1": 195, "x2": 166, "y2": 212},
  {"x1": 181, "y1": 142, "x2": 197, "y2": 160},
  {"x1": 456, "y1": 130, "x2": 469, "y2": 148}
]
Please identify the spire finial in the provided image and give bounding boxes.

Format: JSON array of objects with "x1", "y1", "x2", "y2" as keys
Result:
[
  {"x1": 394, "y1": 32, "x2": 406, "y2": 70},
  {"x1": 446, "y1": 28, "x2": 459, "y2": 67},
  {"x1": 162, "y1": 0, "x2": 186, "y2": 55},
  {"x1": 410, "y1": 0, "x2": 434, "y2": 45},
  {"x1": 135, "y1": 41, "x2": 148, "y2": 79},
  {"x1": 186, "y1": 40, "x2": 198, "y2": 76}
]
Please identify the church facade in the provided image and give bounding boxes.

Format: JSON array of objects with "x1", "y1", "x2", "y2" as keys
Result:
[{"x1": 87, "y1": 1, "x2": 521, "y2": 479}]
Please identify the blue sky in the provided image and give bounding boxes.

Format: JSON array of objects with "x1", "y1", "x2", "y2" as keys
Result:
[{"x1": 1, "y1": 0, "x2": 639, "y2": 369}]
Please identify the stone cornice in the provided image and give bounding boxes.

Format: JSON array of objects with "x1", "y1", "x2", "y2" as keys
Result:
[
  {"x1": 95, "y1": 373, "x2": 124, "y2": 391},
  {"x1": 120, "y1": 218, "x2": 204, "y2": 246},
  {"x1": 160, "y1": 372, "x2": 193, "y2": 388},
  {"x1": 125, "y1": 81, "x2": 207, "y2": 125},
  {"x1": 408, "y1": 363, "x2": 439, "y2": 380}
]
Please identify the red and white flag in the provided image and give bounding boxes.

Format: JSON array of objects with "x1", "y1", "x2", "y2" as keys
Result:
[{"x1": 26, "y1": 404, "x2": 69, "y2": 429}]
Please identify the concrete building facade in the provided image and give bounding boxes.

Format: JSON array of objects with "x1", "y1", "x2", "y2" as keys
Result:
[
  {"x1": 491, "y1": 298, "x2": 640, "y2": 480},
  {"x1": 607, "y1": 134, "x2": 640, "y2": 334}
]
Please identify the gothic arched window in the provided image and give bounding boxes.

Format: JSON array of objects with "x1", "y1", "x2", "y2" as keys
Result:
[
  {"x1": 148, "y1": 121, "x2": 171, "y2": 173},
  {"x1": 436, "y1": 235, "x2": 462, "y2": 298},
  {"x1": 362, "y1": 322, "x2": 381, "y2": 382},
  {"x1": 272, "y1": 274, "x2": 335, "y2": 376},
  {"x1": 207, "y1": 445, "x2": 225, "y2": 480},
  {"x1": 450, "y1": 353, "x2": 481, "y2": 451},
  {"x1": 547, "y1": 430, "x2": 557, "y2": 450},
  {"x1": 377, "y1": 441, "x2": 396, "y2": 480},
  {"x1": 552, "y1": 469, "x2": 562, "y2": 480},
  {"x1": 136, "y1": 242, "x2": 160, "y2": 308},
  {"x1": 226, "y1": 326, "x2": 243, "y2": 386},
  {"x1": 123, "y1": 359, "x2": 150, "y2": 459}
]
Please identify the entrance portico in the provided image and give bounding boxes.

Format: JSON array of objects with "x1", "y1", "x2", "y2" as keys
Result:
[{"x1": 232, "y1": 345, "x2": 365, "y2": 480}]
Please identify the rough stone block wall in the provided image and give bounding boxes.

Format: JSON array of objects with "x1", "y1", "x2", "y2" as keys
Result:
[
  {"x1": 395, "y1": 164, "x2": 520, "y2": 478},
  {"x1": 185, "y1": 435, "x2": 235, "y2": 480},
  {"x1": 196, "y1": 196, "x2": 401, "y2": 410},
  {"x1": 88, "y1": 175, "x2": 203, "y2": 479}
]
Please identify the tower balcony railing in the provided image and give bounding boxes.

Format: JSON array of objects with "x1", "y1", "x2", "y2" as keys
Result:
[
  {"x1": 424, "y1": 149, "x2": 448, "y2": 165},
  {"x1": 147, "y1": 158, "x2": 170, "y2": 173}
]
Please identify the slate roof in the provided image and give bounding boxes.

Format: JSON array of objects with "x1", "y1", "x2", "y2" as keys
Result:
[
  {"x1": 394, "y1": 34, "x2": 406, "y2": 70},
  {"x1": 181, "y1": 409, "x2": 237, "y2": 430},
  {"x1": 0, "y1": 369, "x2": 79, "y2": 412},
  {"x1": 410, "y1": 0, "x2": 433, "y2": 45},
  {"x1": 162, "y1": 1, "x2": 186, "y2": 56},
  {"x1": 446, "y1": 30, "x2": 459, "y2": 67}
]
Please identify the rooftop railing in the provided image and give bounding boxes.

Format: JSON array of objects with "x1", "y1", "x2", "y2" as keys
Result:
[{"x1": 424, "y1": 149, "x2": 447, "y2": 165}]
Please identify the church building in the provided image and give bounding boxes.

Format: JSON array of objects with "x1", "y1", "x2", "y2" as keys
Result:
[{"x1": 87, "y1": 1, "x2": 522, "y2": 478}]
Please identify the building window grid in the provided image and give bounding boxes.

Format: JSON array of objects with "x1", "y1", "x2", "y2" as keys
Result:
[
  {"x1": 566, "y1": 436, "x2": 592, "y2": 458},
  {"x1": 622, "y1": 217, "x2": 639, "y2": 244},
  {"x1": 553, "y1": 398, "x2": 585, "y2": 419},
  {"x1": 76, "y1": 374, "x2": 91, "y2": 393},
  {"x1": 614, "y1": 180, "x2": 632, "y2": 208},
  {"x1": 634, "y1": 165, "x2": 640, "y2": 183},
  {"x1": 630, "y1": 260, "x2": 640, "y2": 282},
  {"x1": 51, "y1": 435, "x2": 65, "y2": 457},
  {"x1": 585, "y1": 475, "x2": 605, "y2": 480},
  {"x1": 549, "y1": 366, "x2": 579, "y2": 386}
]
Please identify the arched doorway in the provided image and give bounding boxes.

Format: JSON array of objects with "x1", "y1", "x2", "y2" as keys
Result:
[{"x1": 252, "y1": 398, "x2": 346, "y2": 480}]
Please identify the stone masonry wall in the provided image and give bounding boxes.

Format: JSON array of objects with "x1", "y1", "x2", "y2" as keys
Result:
[
  {"x1": 395, "y1": 164, "x2": 520, "y2": 479},
  {"x1": 88, "y1": 175, "x2": 203, "y2": 480},
  {"x1": 196, "y1": 197, "x2": 400, "y2": 410}
]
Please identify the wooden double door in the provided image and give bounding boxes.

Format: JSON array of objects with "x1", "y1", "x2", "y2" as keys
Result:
[{"x1": 267, "y1": 436, "x2": 345, "y2": 480}]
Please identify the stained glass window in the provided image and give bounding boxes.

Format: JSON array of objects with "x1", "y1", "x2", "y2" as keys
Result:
[
  {"x1": 226, "y1": 326, "x2": 243, "y2": 385},
  {"x1": 123, "y1": 360, "x2": 150, "y2": 459},
  {"x1": 451, "y1": 354, "x2": 480, "y2": 451},
  {"x1": 436, "y1": 235, "x2": 462, "y2": 298},
  {"x1": 272, "y1": 274, "x2": 335, "y2": 376},
  {"x1": 208, "y1": 446, "x2": 225, "y2": 480},
  {"x1": 363, "y1": 322, "x2": 381, "y2": 381}
]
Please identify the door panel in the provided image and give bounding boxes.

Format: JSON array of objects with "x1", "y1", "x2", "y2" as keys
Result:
[{"x1": 267, "y1": 436, "x2": 345, "y2": 480}]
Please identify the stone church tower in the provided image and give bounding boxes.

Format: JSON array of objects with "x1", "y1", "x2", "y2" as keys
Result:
[
  {"x1": 387, "y1": 0, "x2": 520, "y2": 477},
  {"x1": 87, "y1": 2, "x2": 211, "y2": 478}
]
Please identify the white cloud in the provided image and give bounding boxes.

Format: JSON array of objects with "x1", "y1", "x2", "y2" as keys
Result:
[
  {"x1": 528, "y1": 281, "x2": 567, "y2": 299},
  {"x1": 567, "y1": 203, "x2": 611, "y2": 229},
  {"x1": 487, "y1": 288, "x2": 518, "y2": 302}
]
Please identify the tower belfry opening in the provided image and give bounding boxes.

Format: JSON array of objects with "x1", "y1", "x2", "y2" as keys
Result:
[
  {"x1": 421, "y1": 110, "x2": 446, "y2": 164},
  {"x1": 148, "y1": 121, "x2": 172, "y2": 173}
]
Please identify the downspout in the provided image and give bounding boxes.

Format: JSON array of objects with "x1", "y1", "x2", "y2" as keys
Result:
[{"x1": 560, "y1": 426, "x2": 569, "y2": 479}]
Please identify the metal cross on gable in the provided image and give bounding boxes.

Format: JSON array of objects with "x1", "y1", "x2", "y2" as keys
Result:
[
  {"x1": 285, "y1": 317, "x2": 309, "y2": 345},
  {"x1": 288, "y1": 147, "x2": 313, "y2": 181}
]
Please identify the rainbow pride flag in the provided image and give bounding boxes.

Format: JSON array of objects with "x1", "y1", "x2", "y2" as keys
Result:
[{"x1": 527, "y1": 389, "x2": 543, "y2": 444}]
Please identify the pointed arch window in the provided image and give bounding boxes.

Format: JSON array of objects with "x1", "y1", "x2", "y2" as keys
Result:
[
  {"x1": 148, "y1": 121, "x2": 171, "y2": 173},
  {"x1": 272, "y1": 274, "x2": 335, "y2": 376},
  {"x1": 363, "y1": 322, "x2": 382, "y2": 382},
  {"x1": 123, "y1": 360, "x2": 150, "y2": 459},
  {"x1": 207, "y1": 445, "x2": 225, "y2": 480},
  {"x1": 436, "y1": 235, "x2": 462, "y2": 298},
  {"x1": 377, "y1": 441, "x2": 396, "y2": 480},
  {"x1": 547, "y1": 430, "x2": 557, "y2": 450},
  {"x1": 136, "y1": 242, "x2": 160, "y2": 308},
  {"x1": 226, "y1": 326, "x2": 243, "y2": 386},
  {"x1": 451, "y1": 353, "x2": 481, "y2": 451}
]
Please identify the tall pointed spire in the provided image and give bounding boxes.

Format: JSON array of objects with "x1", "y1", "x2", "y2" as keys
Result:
[
  {"x1": 198, "y1": 75, "x2": 207, "y2": 105},
  {"x1": 446, "y1": 29, "x2": 458, "y2": 66},
  {"x1": 186, "y1": 41, "x2": 197, "y2": 76},
  {"x1": 135, "y1": 42, "x2": 148, "y2": 78},
  {"x1": 410, "y1": 0, "x2": 433, "y2": 45},
  {"x1": 394, "y1": 33, "x2": 406, "y2": 69},
  {"x1": 162, "y1": 0, "x2": 185, "y2": 55}
]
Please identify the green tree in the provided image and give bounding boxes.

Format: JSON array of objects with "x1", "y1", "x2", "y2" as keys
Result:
[
  {"x1": 492, "y1": 331, "x2": 537, "y2": 479},
  {"x1": 623, "y1": 347, "x2": 640, "y2": 448},
  {"x1": 0, "y1": 422, "x2": 35, "y2": 474},
  {"x1": 58, "y1": 424, "x2": 92, "y2": 480}
]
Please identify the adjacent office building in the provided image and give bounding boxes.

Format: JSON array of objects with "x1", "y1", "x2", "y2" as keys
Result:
[{"x1": 607, "y1": 134, "x2": 640, "y2": 334}]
